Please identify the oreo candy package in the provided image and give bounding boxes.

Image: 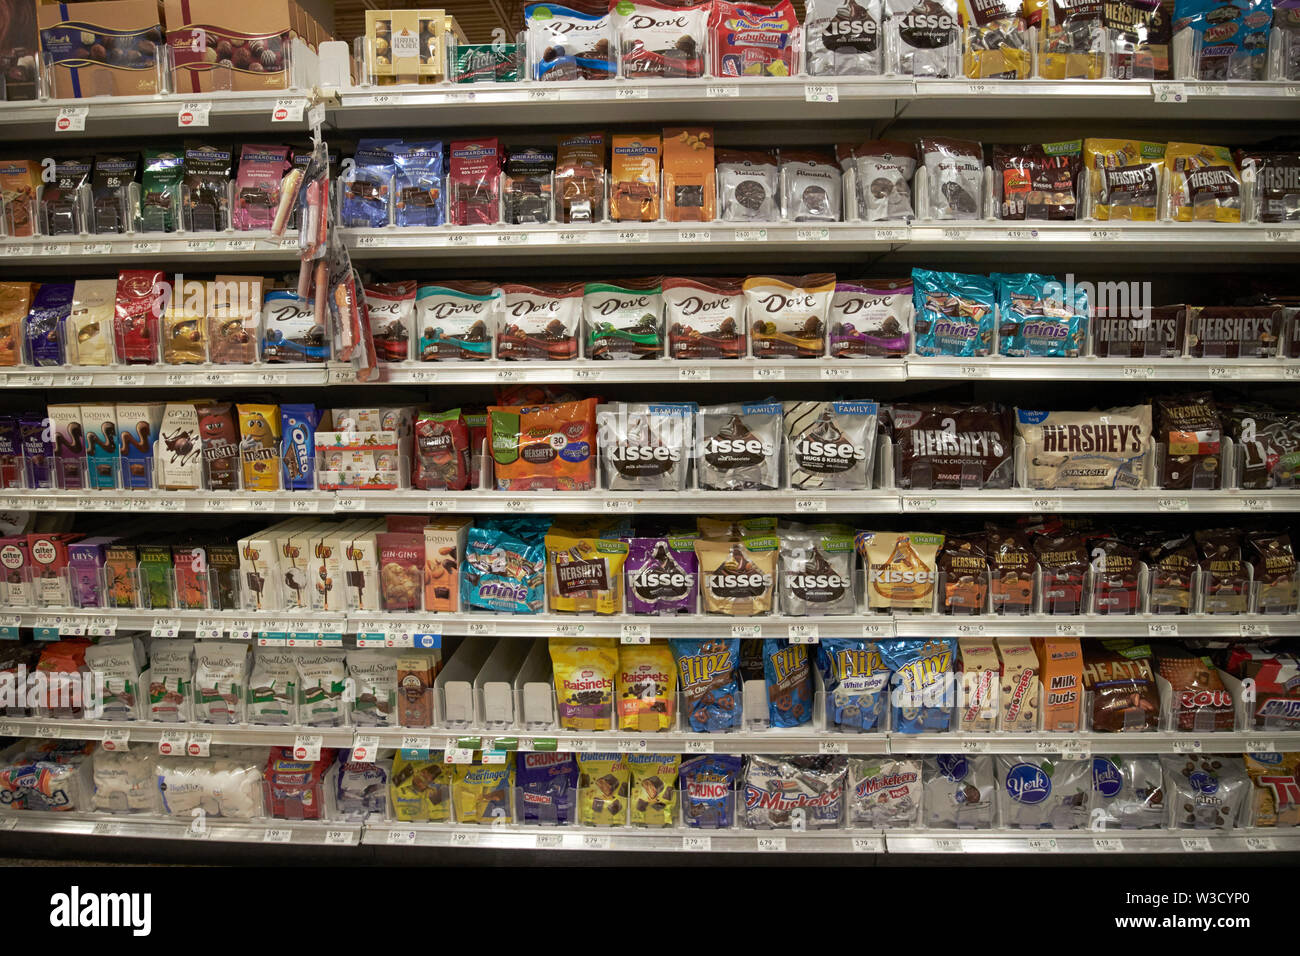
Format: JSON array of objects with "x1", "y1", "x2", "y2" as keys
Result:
[
  {"x1": 784, "y1": 401, "x2": 877, "y2": 490},
  {"x1": 779, "y1": 151, "x2": 842, "y2": 222},
  {"x1": 998, "y1": 756, "x2": 1092, "y2": 829},
  {"x1": 817, "y1": 639, "x2": 890, "y2": 732},
  {"x1": 836, "y1": 140, "x2": 916, "y2": 221},
  {"x1": 924, "y1": 753, "x2": 994, "y2": 828},
  {"x1": 625, "y1": 536, "x2": 699, "y2": 615},
  {"x1": 515, "y1": 751, "x2": 578, "y2": 826},
  {"x1": 697, "y1": 402, "x2": 781, "y2": 491},
  {"x1": 670, "y1": 638, "x2": 742, "y2": 732},
  {"x1": 849, "y1": 757, "x2": 923, "y2": 827},
  {"x1": 743, "y1": 754, "x2": 847, "y2": 830},
  {"x1": 779, "y1": 532, "x2": 856, "y2": 617},
  {"x1": 717, "y1": 149, "x2": 779, "y2": 221},
  {"x1": 681, "y1": 754, "x2": 742, "y2": 828},
  {"x1": 807, "y1": 0, "x2": 884, "y2": 75},
  {"x1": 1091, "y1": 754, "x2": 1165, "y2": 830},
  {"x1": 920, "y1": 137, "x2": 983, "y2": 220},
  {"x1": 762, "y1": 639, "x2": 814, "y2": 728},
  {"x1": 996, "y1": 272, "x2": 1089, "y2": 358},
  {"x1": 829, "y1": 279, "x2": 913, "y2": 358},
  {"x1": 880, "y1": 639, "x2": 957, "y2": 734},
  {"x1": 597, "y1": 403, "x2": 693, "y2": 492},
  {"x1": 911, "y1": 269, "x2": 995, "y2": 357}
]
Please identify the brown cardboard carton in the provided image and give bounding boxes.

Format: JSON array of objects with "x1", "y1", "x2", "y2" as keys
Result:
[
  {"x1": 957, "y1": 637, "x2": 998, "y2": 732},
  {"x1": 994, "y1": 636, "x2": 1039, "y2": 732},
  {"x1": 37, "y1": 0, "x2": 163, "y2": 98},
  {"x1": 0, "y1": 0, "x2": 40, "y2": 100},
  {"x1": 1033, "y1": 637, "x2": 1082, "y2": 732},
  {"x1": 366, "y1": 8, "x2": 445, "y2": 86},
  {"x1": 164, "y1": 0, "x2": 292, "y2": 93}
]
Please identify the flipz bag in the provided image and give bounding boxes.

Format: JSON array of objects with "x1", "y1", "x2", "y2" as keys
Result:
[
  {"x1": 817, "y1": 639, "x2": 890, "y2": 732},
  {"x1": 670, "y1": 638, "x2": 742, "y2": 732},
  {"x1": 762, "y1": 639, "x2": 814, "y2": 727}
]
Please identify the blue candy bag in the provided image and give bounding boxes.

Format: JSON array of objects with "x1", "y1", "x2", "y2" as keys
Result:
[
  {"x1": 995, "y1": 273, "x2": 1089, "y2": 358},
  {"x1": 681, "y1": 754, "x2": 742, "y2": 829},
  {"x1": 343, "y1": 140, "x2": 399, "y2": 228},
  {"x1": 461, "y1": 518, "x2": 548, "y2": 614},
  {"x1": 1173, "y1": 0, "x2": 1271, "y2": 81},
  {"x1": 762, "y1": 638, "x2": 813, "y2": 728},
  {"x1": 911, "y1": 269, "x2": 995, "y2": 357},
  {"x1": 816, "y1": 639, "x2": 890, "y2": 732},
  {"x1": 26, "y1": 283, "x2": 74, "y2": 366},
  {"x1": 880, "y1": 638, "x2": 957, "y2": 734},
  {"x1": 670, "y1": 638, "x2": 742, "y2": 733},
  {"x1": 515, "y1": 751, "x2": 578, "y2": 826},
  {"x1": 392, "y1": 141, "x2": 445, "y2": 227},
  {"x1": 280, "y1": 404, "x2": 320, "y2": 490}
]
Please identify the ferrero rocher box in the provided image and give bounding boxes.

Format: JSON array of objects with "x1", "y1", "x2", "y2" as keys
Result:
[
  {"x1": 164, "y1": 0, "x2": 325, "y2": 93},
  {"x1": 366, "y1": 8, "x2": 449, "y2": 85},
  {"x1": 37, "y1": 0, "x2": 164, "y2": 98}
]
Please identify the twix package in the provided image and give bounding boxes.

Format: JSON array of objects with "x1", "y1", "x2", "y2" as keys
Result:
[
  {"x1": 663, "y1": 127, "x2": 715, "y2": 222},
  {"x1": 1033, "y1": 637, "x2": 1082, "y2": 732},
  {"x1": 995, "y1": 637, "x2": 1040, "y2": 732},
  {"x1": 611, "y1": 134, "x2": 661, "y2": 222}
]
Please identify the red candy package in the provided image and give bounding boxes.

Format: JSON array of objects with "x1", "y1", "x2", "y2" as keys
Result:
[
  {"x1": 265, "y1": 747, "x2": 337, "y2": 820},
  {"x1": 414, "y1": 409, "x2": 472, "y2": 491},
  {"x1": 448, "y1": 138, "x2": 503, "y2": 226},
  {"x1": 709, "y1": 0, "x2": 799, "y2": 77},
  {"x1": 114, "y1": 270, "x2": 167, "y2": 364}
]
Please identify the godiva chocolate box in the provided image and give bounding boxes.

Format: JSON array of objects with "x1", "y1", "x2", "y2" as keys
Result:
[{"x1": 37, "y1": 0, "x2": 164, "y2": 99}]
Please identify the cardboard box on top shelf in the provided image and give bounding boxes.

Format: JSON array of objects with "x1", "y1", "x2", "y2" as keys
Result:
[
  {"x1": 36, "y1": 0, "x2": 164, "y2": 98},
  {"x1": 0, "y1": 0, "x2": 40, "y2": 100},
  {"x1": 164, "y1": 0, "x2": 309, "y2": 93}
]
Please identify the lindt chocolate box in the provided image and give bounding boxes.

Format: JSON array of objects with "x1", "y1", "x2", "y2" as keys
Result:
[
  {"x1": 166, "y1": 0, "x2": 292, "y2": 93},
  {"x1": 1033, "y1": 637, "x2": 1082, "y2": 732},
  {"x1": 37, "y1": 0, "x2": 164, "y2": 99}
]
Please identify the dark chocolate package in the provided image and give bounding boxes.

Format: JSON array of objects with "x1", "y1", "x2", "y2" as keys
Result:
[
  {"x1": 993, "y1": 141, "x2": 1081, "y2": 221},
  {"x1": 141, "y1": 150, "x2": 183, "y2": 233},
  {"x1": 25, "y1": 282, "x2": 73, "y2": 366},
  {"x1": 584, "y1": 278, "x2": 663, "y2": 361},
  {"x1": 939, "y1": 533, "x2": 989, "y2": 614},
  {"x1": 1034, "y1": 532, "x2": 1088, "y2": 615},
  {"x1": 556, "y1": 132, "x2": 606, "y2": 224},
  {"x1": 392, "y1": 141, "x2": 445, "y2": 227},
  {"x1": 1247, "y1": 531, "x2": 1297, "y2": 614},
  {"x1": 923, "y1": 754, "x2": 994, "y2": 828},
  {"x1": 742, "y1": 754, "x2": 846, "y2": 830},
  {"x1": 779, "y1": 532, "x2": 856, "y2": 617},
  {"x1": 182, "y1": 146, "x2": 231, "y2": 232},
  {"x1": 783, "y1": 401, "x2": 877, "y2": 491},
  {"x1": 1082, "y1": 640, "x2": 1159, "y2": 732},
  {"x1": 1142, "y1": 532, "x2": 1196, "y2": 614},
  {"x1": 1194, "y1": 528, "x2": 1249, "y2": 614},
  {"x1": 998, "y1": 756, "x2": 1092, "y2": 829},
  {"x1": 1155, "y1": 392, "x2": 1222, "y2": 490},
  {"x1": 1161, "y1": 755, "x2": 1249, "y2": 829},
  {"x1": 1186, "y1": 306, "x2": 1283, "y2": 359},
  {"x1": 829, "y1": 279, "x2": 912, "y2": 358},
  {"x1": 1087, "y1": 535, "x2": 1140, "y2": 614},
  {"x1": 779, "y1": 150, "x2": 841, "y2": 222},
  {"x1": 1090, "y1": 755, "x2": 1165, "y2": 830},
  {"x1": 697, "y1": 402, "x2": 781, "y2": 491},
  {"x1": 716, "y1": 149, "x2": 778, "y2": 222},
  {"x1": 986, "y1": 525, "x2": 1036, "y2": 614},
  {"x1": 1220, "y1": 403, "x2": 1300, "y2": 490},
  {"x1": 1237, "y1": 151, "x2": 1300, "y2": 224},
  {"x1": 91, "y1": 154, "x2": 140, "y2": 234},
  {"x1": 920, "y1": 137, "x2": 982, "y2": 220},
  {"x1": 889, "y1": 402, "x2": 1013, "y2": 489},
  {"x1": 44, "y1": 158, "x2": 90, "y2": 236},
  {"x1": 1091, "y1": 304, "x2": 1186, "y2": 359},
  {"x1": 342, "y1": 140, "x2": 396, "y2": 228},
  {"x1": 1153, "y1": 645, "x2": 1234, "y2": 732},
  {"x1": 598, "y1": 403, "x2": 692, "y2": 492},
  {"x1": 502, "y1": 146, "x2": 555, "y2": 225},
  {"x1": 448, "y1": 138, "x2": 502, "y2": 227}
]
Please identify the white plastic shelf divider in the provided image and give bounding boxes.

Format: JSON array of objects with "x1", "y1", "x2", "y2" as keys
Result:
[
  {"x1": 0, "y1": 811, "x2": 361, "y2": 845},
  {"x1": 0, "y1": 90, "x2": 313, "y2": 140},
  {"x1": 0, "y1": 232, "x2": 302, "y2": 264},
  {"x1": 886, "y1": 829, "x2": 1300, "y2": 854},
  {"x1": 0, "y1": 717, "x2": 355, "y2": 749}
]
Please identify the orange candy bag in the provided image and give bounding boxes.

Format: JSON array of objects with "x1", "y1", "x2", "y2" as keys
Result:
[{"x1": 488, "y1": 399, "x2": 598, "y2": 491}]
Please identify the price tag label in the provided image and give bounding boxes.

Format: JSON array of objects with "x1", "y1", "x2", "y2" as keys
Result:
[
  {"x1": 1061, "y1": 740, "x2": 1091, "y2": 760},
  {"x1": 0, "y1": 722, "x2": 18, "y2": 736},
  {"x1": 1089, "y1": 230, "x2": 1119, "y2": 242},
  {"x1": 817, "y1": 739, "x2": 847, "y2": 755},
  {"x1": 400, "y1": 735, "x2": 432, "y2": 754},
  {"x1": 178, "y1": 102, "x2": 211, "y2": 127},
  {"x1": 1239, "y1": 622, "x2": 1271, "y2": 638},
  {"x1": 573, "y1": 368, "x2": 600, "y2": 382},
  {"x1": 706, "y1": 84, "x2": 739, "y2": 98},
  {"x1": 794, "y1": 497, "x2": 827, "y2": 513},
  {"x1": 467, "y1": 621, "x2": 496, "y2": 636},
  {"x1": 804, "y1": 83, "x2": 839, "y2": 102},
  {"x1": 289, "y1": 498, "x2": 320, "y2": 513},
  {"x1": 129, "y1": 241, "x2": 161, "y2": 255},
  {"x1": 504, "y1": 498, "x2": 531, "y2": 513},
  {"x1": 328, "y1": 366, "x2": 358, "y2": 384},
  {"x1": 496, "y1": 232, "x2": 528, "y2": 246},
  {"x1": 263, "y1": 828, "x2": 293, "y2": 843},
  {"x1": 954, "y1": 622, "x2": 985, "y2": 636},
  {"x1": 677, "y1": 365, "x2": 711, "y2": 381},
  {"x1": 684, "y1": 739, "x2": 714, "y2": 754},
  {"x1": 1180, "y1": 836, "x2": 1212, "y2": 852},
  {"x1": 677, "y1": 229, "x2": 711, "y2": 243},
  {"x1": 34, "y1": 724, "x2": 60, "y2": 739},
  {"x1": 730, "y1": 624, "x2": 761, "y2": 638},
  {"x1": 616, "y1": 230, "x2": 650, "y2": 243},
  {"x1": 39, "y1": 242, "x2": 71, "y2": 257},
  {"x1": 1026, "y1": 838, "x2": 1059, "y2": 853},
  {"x1": 271, "y1": 98, "x2": 305, "y2": 122},
  {"x1": 851, "y1": 837, "x2": 878, "y2": 853},
  {"x1": 616, "y1": 737, "x2": 649, "y2": 754},
  {"x1": 788, "y1": 623, "x2": 819, "y2": 643},
  {"x1": 756, "y1": 836, "x2": 786, "y2": 852},
  {"x1": 581, "y1": 834, "x2": 611, "y2": 850},
  {"x1": 620, "y1": 624, "x2": 649, "y2": 644},
  {"x1": 1245, "y1": 836, "x2": 1276, "y2": 851},
  {"x1": 1031, "y1": 498, "x2": 1062, "y2": 512},
  {"x1": 1055, "y1": 622, "x2": 1085, "y2": 637},
  {"x1": 615, "y1": 86, "x2": 649, "y2": 100},
  {"x1": 224, "y1": 238, "x2": 254, "y2": 252},
  {"x1": 116, "y1": 373, "x2": 143, "y2": 387},
  {"x1": 351, "y1": 736, "x2": 379, "y2": 762},
  {"x1": 1122, "y1": 365, "x2": 1156, "y2": 379},
  {"x1": 536, "y1": 832, "x2": 564, "y2": 849},
  {"x1": 445, "y1": 747, "x2": 475, "y2": 764},
  {"x1": 1092, "y1": 837, "x2": 1125, "y2": 852},
  {"x1": 1207, "y1": 366, "x2": 1238, "y2": 380},
  {"x1": 1152, "y1": 82, "x2": 1187, "y2": 103},
  {"x1": 1148, "y1": 622, "x2": 1179, "y2": 637},
  {"x1": 1003, "y1": 228, "x2": 1039, "y2": 241},
  {"x1": 734, "y1": 228, "x2": 767, "y2": 242},
  {"x1": 1266, "y1": 229, "x2": 1292, "y2": 243},
  {"x1": 959, "y1": 739, "x2": 988, "y2": 753},
  {"x1": 752, "y1": 365, "x2": 785, "y2": 381},
  {"x1": 861, "y1": 621, "x2": 893, "y2": 639},
  {"x1": 1248, "y1": 736, "x2": 1277, "y2": 754},
  {"x1": 428, "y1": 499, "x2": 457, "y2": 512},
  {"x1": 386, "y1": 829, "x2": 417, "y2": 846},
  {"x1": 931, "y1": 838, "x2": 963, "y2": 852},
  {"x1": 682, "y1": 835, "x2": 712, "y2": 851},
  {"x1": 54, "y1": 106, "x2": 88, "y2": 132},
  {"x1": 151, "y1": 619, "x2": 181, "y2": 639},
  {"x1": 324, "y1": 829, "x2": 354, "y2": 846},
  {"x1": 602, "y1": 498, "x2": 633, "y2": 514},
  {"x1": 80, "y1": 242, "x2": 111, "y2": 256},
  {"x1": 958, "y1": 365, "x2": 990, "y2": 378},
  {"x1": 874, "y1": 227, "x2": 904, "y2": 242},
  {"x1": 903, "y1": 496, "x2": 939, "y2": 512},
  {"x1": 158, "y1": 730, "x2": 187, "y2": 756},
  {"x1": 553, "y1": 623, "x2": 585, "y2": 637},
  {"x1": 1172, "y1": 738, "x2": 1202, "y2": 753},
  {"x1": 555, "y1": 230, "x2": 587, "y2": 244},
  {"x1": 450, "y1": 830, "x2": 479, "y2": 846},
  {"x1": 101, "y1": 728, "x2": 130, "y2": 751},
  {"x1": 820, "y1": 365, "x2": 853, "y2": 380},
  {"x1": 293, "y1": 734, "x2": 323, "y2": 761},
  {"x1": 941, "y1": 228, "x2": 969, "y2": 241},
  {"x1": 796, "y1": 227, "x2": 830, "y2": 242},
  {"x1": 1157, "y1": 497, "x2": 1189, "y2": 512},
  {"x1": 526, "y1": 88, "x2": 560, "y2": 101},
  {"x1": 91, "y1": 821, "x2": 121, "y2": 836}
]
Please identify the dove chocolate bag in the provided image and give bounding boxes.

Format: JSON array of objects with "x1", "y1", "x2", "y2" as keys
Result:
[
  {"x1": 664, "y1": 277, "x2": 746, "y2": 360},
  {"x1": 745, "y1": 274, "x2": 835, "y2": 359}
]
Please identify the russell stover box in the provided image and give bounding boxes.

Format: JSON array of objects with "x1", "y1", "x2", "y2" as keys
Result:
[{"x1": 37, "y1": 0, "x2": 164, "y2": 99}]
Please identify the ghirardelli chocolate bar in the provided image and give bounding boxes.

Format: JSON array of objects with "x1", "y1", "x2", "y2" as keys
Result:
[
  {"x1": 1087, "y1": 536, "x2": 1140, "y2": 615},
  {"x1": 1194, "y1": 528, "x2": 1249, "y2": 614},
  {"x1": 1082, "y1": 641, "x2": 1159, "y2": 733},
  {"x1": 1034, "y1": 532, "x2": 1088, "y2": 615},
  {"x1": 1186, "y1": 306, "x2": 1283, "y2": 359},
  {"x1": 1091, "y1": 304, "x2": 1186, "y2": 359},
  {"x1": 1155, "y1": 392, "x2": 1222, "y2": 490},
  {"x1": 890, "y1": 402, "x2": 1013, "y2": 489},
  {"x1": 939, "y1": 533, "x2": 988, "y2": 614},
  {"x1": 1247, "y1": 531, "x2": 1297, "y2": 614},
  {"x1": 986, "y1": 525, "x2": 1035, "y2": 615}
]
